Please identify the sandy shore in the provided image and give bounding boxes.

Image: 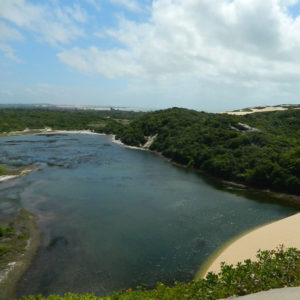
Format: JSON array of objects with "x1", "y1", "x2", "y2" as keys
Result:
[
  {"x1": 0, "y1": 128, "x2": 105, "y2": 137},
  {"x1": 0, "y1": 166, "x2": 37, "y2": 184},
  {"x1": 196, "y1": 213, "x2": 300, "y2": 278},
  {"x1": 111, "y1": 134, "x2": 157, "y2": 151},
  {"x1": 111, "y1": 135, "x2": 147, "y2": 150},
  {"x1": 0, "y1": 175, "x2": 18, "y2": 182},
  {"x1": 0, "y1": 210, "x2": 40, "y2": 300}
]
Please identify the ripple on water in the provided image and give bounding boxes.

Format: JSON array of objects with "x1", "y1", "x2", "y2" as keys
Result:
[{"x1": 0, "y1": 134, "x2": 296, "y2": 298}]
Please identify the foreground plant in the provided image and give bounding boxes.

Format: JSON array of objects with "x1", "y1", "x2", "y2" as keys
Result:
[{"x1": 19, "y1": 246, "x2": 300, "y2": 300}]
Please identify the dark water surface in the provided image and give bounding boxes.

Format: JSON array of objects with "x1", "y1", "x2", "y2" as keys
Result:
[{"x1": 0, "y1": 134, "x2": 297, "y2": 297}]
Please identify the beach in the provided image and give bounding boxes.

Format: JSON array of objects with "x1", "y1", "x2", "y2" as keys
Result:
[
  {"x1": 0, "y1": 166, "x2": 37, "y2": 183},
  {"x1": 0, "y1": 210, "x2": 40, "y2": 300},
  {"x1": 0, "y1": 128, "x2": 106, "y2": 137},
  {"x1": 197, "y1": 213, "x2": 300, "y2": 278}
]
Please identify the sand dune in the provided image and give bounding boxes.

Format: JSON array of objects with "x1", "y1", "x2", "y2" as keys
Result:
[{"x1": 199, "y1": 213, "x2": 300, "y2": 277}]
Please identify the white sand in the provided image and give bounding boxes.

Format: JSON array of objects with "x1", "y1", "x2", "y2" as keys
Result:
[
  {"x1": 111, "y1": 134, "x2": 157, "y2": 151},
  {"x1": 0, "y1": 175, "x2": 18, "y2": 182},
  {"x1": 223, "y1": 106, "x2": 288, "y2": 115},
  {"x1": 143, "y1": 134, "x2": 157, "y2": 149},
  {"x1": 201, "y1": 213, "x2": 300, "y2": 277},
  {"x1": 47, "y1": 130, "x2": 105, "y2": 135},
  {"x1": 111, "y1": 135, "x2": 147, "y2": 151},
  {"x1": 0, "y1": 167, "x2": 37, "y2": 183},
  {"x1": 0, "y1": 128, "x2": 106, "y2": 137}
]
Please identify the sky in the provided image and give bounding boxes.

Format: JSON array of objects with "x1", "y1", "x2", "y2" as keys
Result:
[{"x1": 1, "y1": 0, "x2": 300, "y2": 112}]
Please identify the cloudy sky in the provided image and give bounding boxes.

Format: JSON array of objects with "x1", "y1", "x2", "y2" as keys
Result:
[{"x1": 1, "y1": 0, "x2": 300, "y2": 111}]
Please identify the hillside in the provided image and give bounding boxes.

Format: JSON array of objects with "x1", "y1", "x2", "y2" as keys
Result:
[
  {"x1": 109, "y1": 107, "x2": 300, "y2": 195},
  {"x1": 0, "y1": 107, "x2": 299, "y2": 195},
  {"x1": 0, "y1": 108, "x2": 143, "y2": 133}
]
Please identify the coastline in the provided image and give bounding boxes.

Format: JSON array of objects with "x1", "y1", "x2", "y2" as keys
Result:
[
  {"x1": 0, "y1": 210, "x2": 40, "y2": 300},
  {"x1": 1, "y1": 130, "x2": 300, "y2": 298},
  {"x1": 110, "y1": 135, "x2": 300, "y2": 208},
  {"x1": 196, "y1": 213, "x2": 300, "y2": 279}
]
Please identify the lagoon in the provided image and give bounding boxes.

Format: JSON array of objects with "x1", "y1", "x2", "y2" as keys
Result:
[{"x1": 0, "y1": 134, "x2": 297, "y2": 297}]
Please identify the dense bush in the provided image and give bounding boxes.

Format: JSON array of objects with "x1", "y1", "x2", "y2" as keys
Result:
[
  {"x1": 1, "y1": 107, "x2": 299, "y2": 194},
  {"x1": 0, "y1": 109, "x2": 143, "y2": 132},
  {"x1": 115, "y1": 108, "x2": 300, "y2": 195},
  {"x1": 19, "y1": 247, "x2": 300, "y2": 300},
  {"x1": 0, "y1": 165, "x2": 6, "y2": 173},
  {"x1": 0, "y1": 225, "x2": 14, "y2": 238}
]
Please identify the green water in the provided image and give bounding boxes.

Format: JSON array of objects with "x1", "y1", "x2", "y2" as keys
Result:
[{"x1": 0, "y1": 134, "x2": 296, "y2": 297}]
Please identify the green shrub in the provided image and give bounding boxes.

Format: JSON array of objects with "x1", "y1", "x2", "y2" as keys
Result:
[
  {"x1": 18, "y1": 247, "x2": 300, "y2": 300},
  {"x1": 0, "y1": 246, "x2": 10, "y2": 256},
  {"x1": 0, "y1": 226, "x2": 14, "y2": 238}
]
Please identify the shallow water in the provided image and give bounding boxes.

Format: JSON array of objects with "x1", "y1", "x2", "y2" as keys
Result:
[{"x1": 0, "y1": 134, "x2": 297, "y2": 297}]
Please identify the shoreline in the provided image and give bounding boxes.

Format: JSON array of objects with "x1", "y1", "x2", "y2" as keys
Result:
[
  {"x1": 0, "y1": 210, "x2": 40, "y2": 300},
  {"x1": 110, "y1": 135, "x2": 300, "y2": 283},
  {"x1": 3, "y1": 129, "x2": 300, "y2": 207},
  {"x1": 110, "y1": 135, "x2": 300, "y2": 208},
  {"x1": 0, "y1": 128, "x2": 105, "y2": 137},
  {"x1": 194, "y1": 221, "x2": 274, "y2": 279},
  {"x1": 196, "y1": 213, "x2": 300, "y2": 279},
  {"x1": 1, "y1": 130, "x2": 300, "y2": 297},
  {"x1": 0, "y1": 166, "x2": 37, "y2": 183}
]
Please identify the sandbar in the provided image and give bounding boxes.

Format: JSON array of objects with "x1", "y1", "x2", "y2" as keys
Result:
[
  {"x1": 0, "y1": 210, "x2": 40, "y2": 300},
  {"x1": 197, "y1": 213, "x2": 300, "y2": 278}
]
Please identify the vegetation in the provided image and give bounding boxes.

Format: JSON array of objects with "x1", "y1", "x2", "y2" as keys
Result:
[
  {"x1": 109, "y1": 108, "x2": 300, "y2": 195},
  {"x1": 1, "y1": 107, "x2": 300, "y2": 298},
  {"x1": 0, "y1": 211, "x2": 31, "y2": 264},
  {"x1": 19, "y1": 247, "x2": 300, "y2": 299},
  {"x1": 0, "y1": 107, "x2": 299, "y2": 195},
  {"x1": 0, "y1": 108, "x2": 143, "y2": 132},
  {"x1": 0, "y1": 225, "x2": 15, "y2": 256},
  {"x1": 0, "y1": 165, "x2": 6, "y2": 174},
  {"x1": 0, "y1": 225, "x2": 14, "y2": 238},
  {"x1": 0, "y1": 210, "x2": 40, "y2": 300}
]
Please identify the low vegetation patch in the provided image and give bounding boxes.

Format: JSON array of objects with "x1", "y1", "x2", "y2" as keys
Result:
[
  {"x1": 1, "y1": 210, "x2": 40, "y2": 300},
  {"x1": 0, "y1": 211, "x2": 31, "y2": 269},
  {"x1": 19, "y1": 246, "x2": 300, "y2": 300},
  {"x1": 0, "y1": 225, "x2": 15, "y2": 257},
  {"x1": 112, "y1": 108, "x2": 300, "y2": 195},
  {"x1": 0, "y1": 165, "x2": 6, "y2": 174}
]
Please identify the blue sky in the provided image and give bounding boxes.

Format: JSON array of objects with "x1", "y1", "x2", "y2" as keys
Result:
[{"x1": 1, "y1": 0, "x2": 300, "y2": 112}]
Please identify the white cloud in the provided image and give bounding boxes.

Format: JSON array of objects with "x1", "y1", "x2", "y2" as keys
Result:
[
  {"x1": 0, "y1": 0, "x2": 86, "y2": 47},
  {"x1": 65, "y1": 4, "x2": 88, "y2": 23},
  {"x1": 0, "y1": 21, "x2": 23, "y2": 42},
  {"x1": 0, "y1": 43, "x2": 20, "y2": 61},
  {"x1": 0, "y1": 21, "x2": 23, "y2": 60},
  {"x1": 110, "y1": 0, "x2": 142, "y2": 13},
  {"x1": 84, "y1": 0, "x2": 101, "y2": 12},
  {"x1": 58, "y1": 0, "x2": 300, "y2": 94}
]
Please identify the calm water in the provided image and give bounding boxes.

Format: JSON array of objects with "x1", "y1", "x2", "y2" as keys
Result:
[{"x1": 0, "y1": 134, "x2": 297, "y2": 297}]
